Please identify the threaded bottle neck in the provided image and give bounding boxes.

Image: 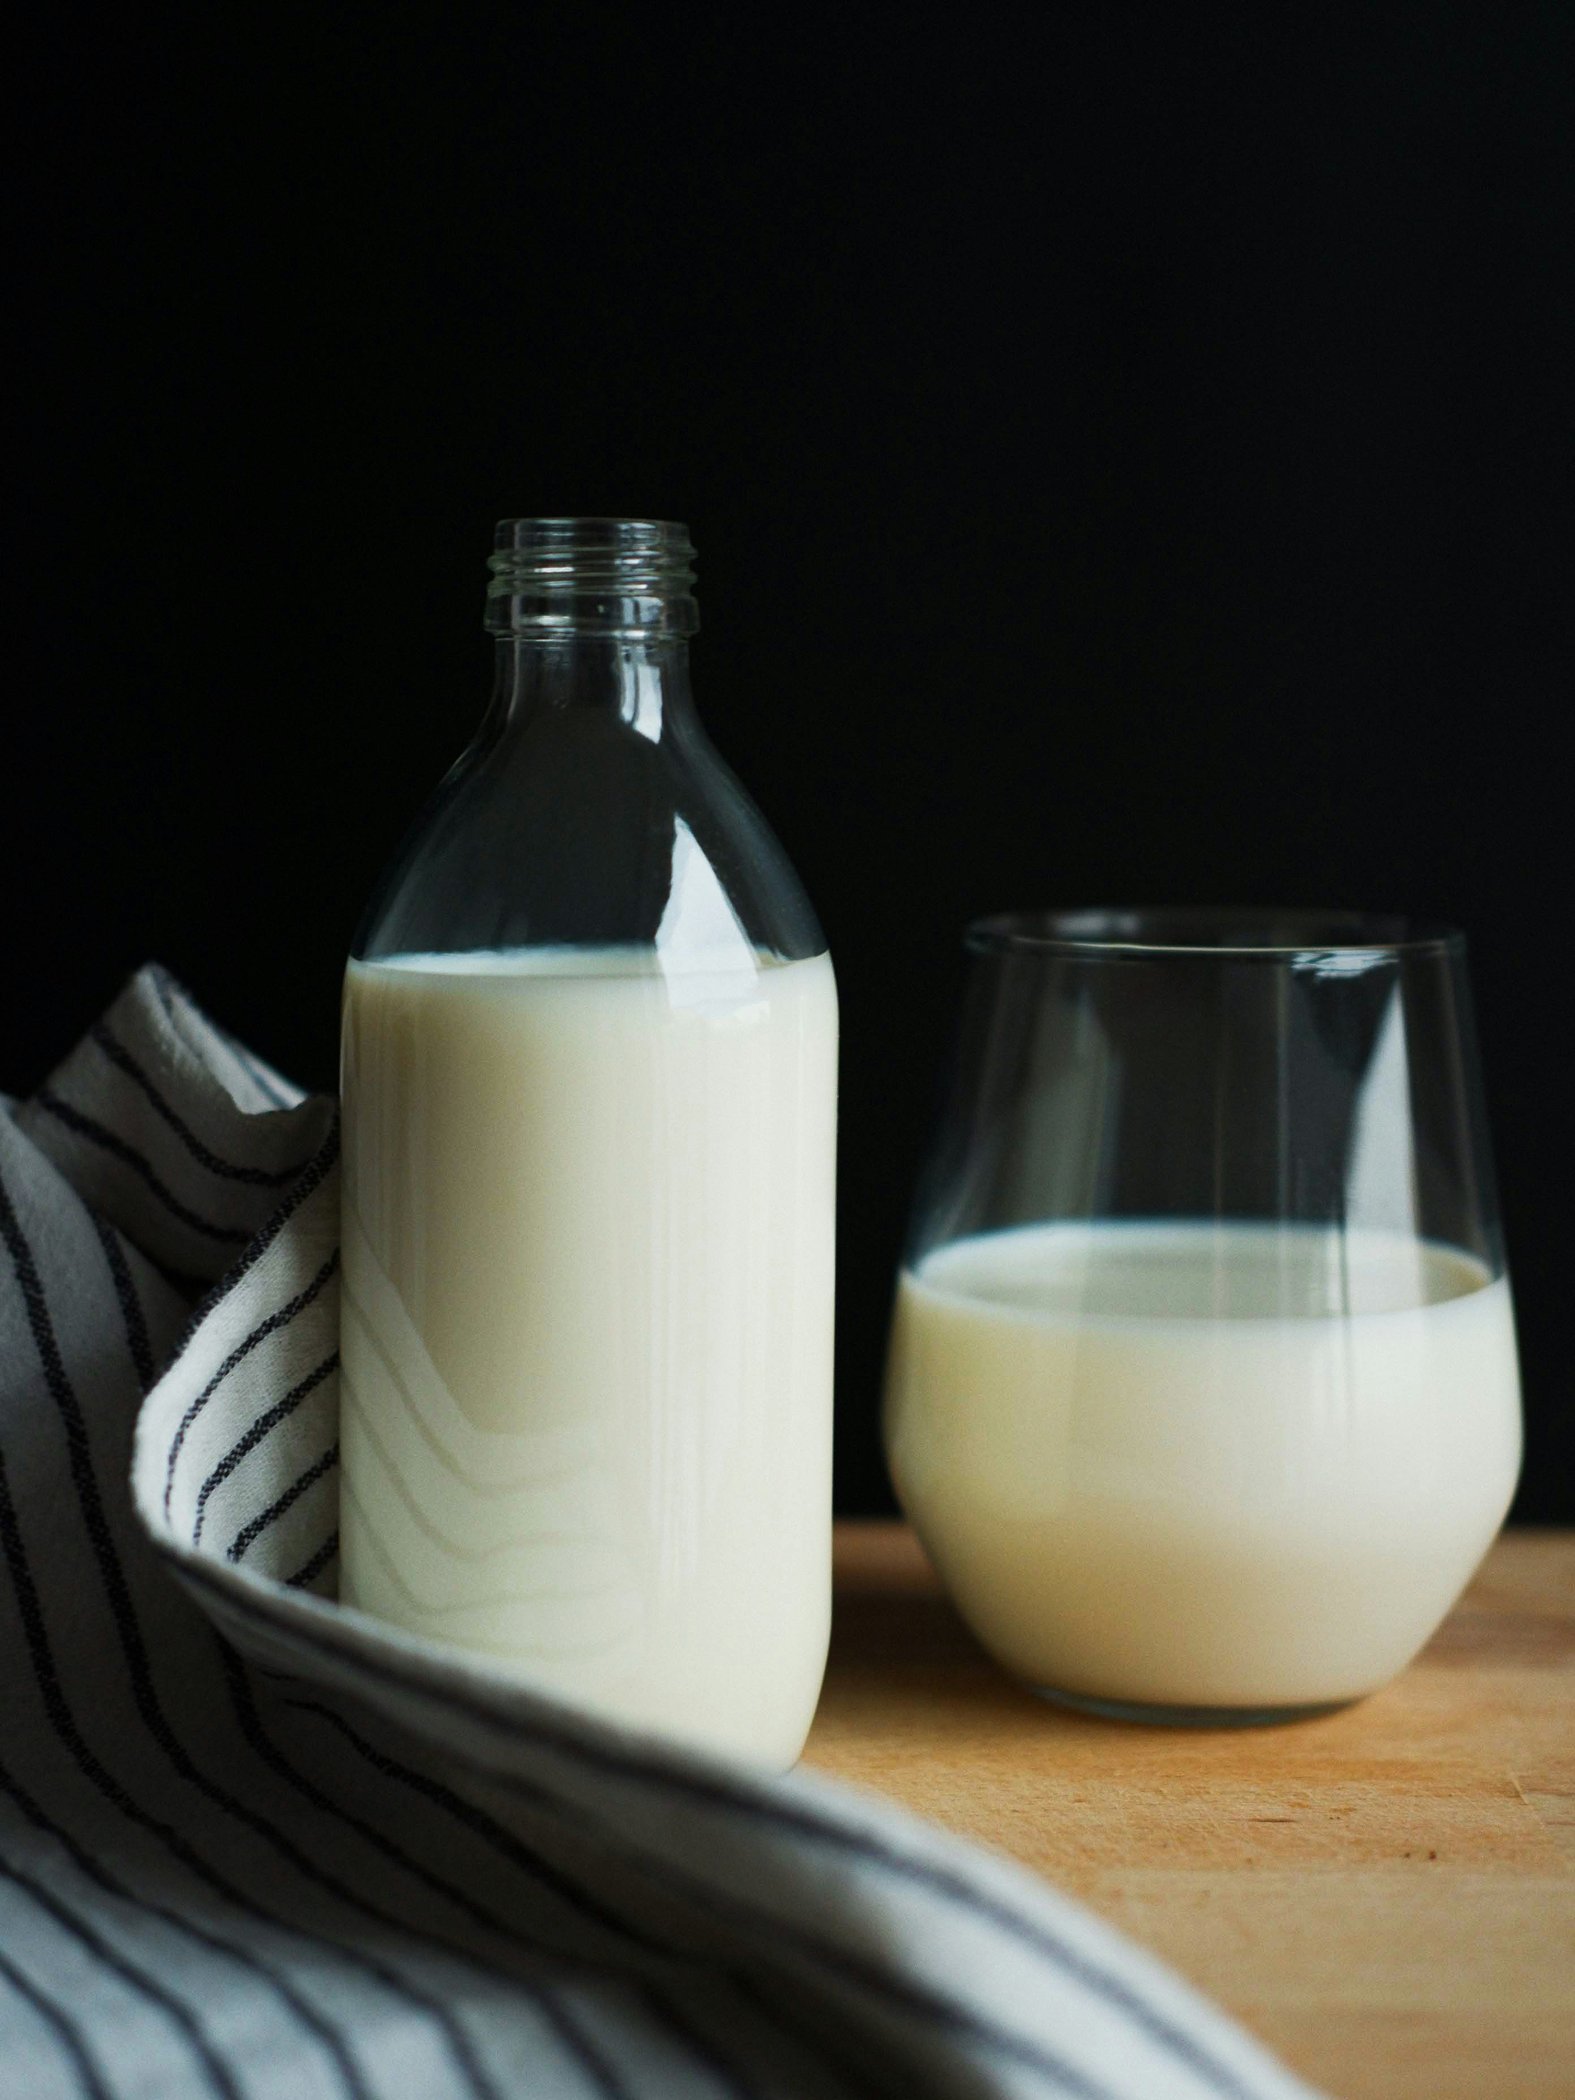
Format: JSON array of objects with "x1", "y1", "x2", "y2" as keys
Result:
[{"x1": 485, "y1": 517, "x2": 699, "y2": 638}]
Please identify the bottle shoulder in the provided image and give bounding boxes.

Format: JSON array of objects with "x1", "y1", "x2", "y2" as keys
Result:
[{"x1": 355, "y1": 705, "x2": 824, "y2": 967}]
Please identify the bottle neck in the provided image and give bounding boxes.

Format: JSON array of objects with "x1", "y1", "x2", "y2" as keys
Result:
[{"x1": 490, "y1": 634, "x2": 696, "y2": 743}]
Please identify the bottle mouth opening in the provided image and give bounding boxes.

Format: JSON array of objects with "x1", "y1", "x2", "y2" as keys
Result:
[
  {"x1": 486, "y1": 517, "x2": 698, "y2": 636},
  {"x1": 966, "y1": 908, "x2": 1467, "y2": 962}
]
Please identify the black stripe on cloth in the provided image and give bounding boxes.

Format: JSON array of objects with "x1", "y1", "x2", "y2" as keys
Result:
[
  {"x1": 89, "y1": 1022, "x2": 305, "y2": 1187},
  {"x1": 285, "y1": 1530, "x2": 339, "y2": 1589},
  {"x1": 0, "y1": 1173, "x2": 510, "y2": 2100},
  {"x1": 227, "y1": 1444, "x2": 338, "y2": 1564},
  {"x1": 0, "y1": 1754, "x2": 374, "y2": 2100},
  {"x1": 278, "y1": 1693, "x2": 674, "y2": 1958},
  {"x1": 232, "y1": 1657, "x2": 777, "y2": 2100},
  {"x1": 32, "y1": 1092, "x2": 252, "y2": 1244},
  {"x1": 162, "y1": 1250, "x2": 339, "y2": 1517},
  {"x1": 167, "y1": 1118, "x2": 339, "y2": 1367},
  {"x1": 181, "y1": 1568, "x2": 1116, "y2": 2100},
  {"x1": 215, "y1": 1645, "x2": 653, "y2": 2100},
  {"x1": 176, "y1": 1555, "x2": 1255, "y2": 2100},
  {"x1": 88, "y1": 1212, "x2": 156, "y2": 1391},
  {"x1": 0, "y1": 1849, "x2": 243, "y2": 2100},
  {"x1": 0, "y1": 1453, "x2": 369, "y2": 2100},
  {"x1": 0, "y1": 1939, "x2": 115, "y2": 2100},
  {"x1": 189, "y1": 1352, "x2": 339, "y2": 1547},
  {"x1": 278, "y1": 1693, "x2": 843, "y2": 2100}
]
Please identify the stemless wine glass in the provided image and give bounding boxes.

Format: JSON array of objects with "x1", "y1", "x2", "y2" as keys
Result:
[{"x1": 883, "y1": 910, "x2": 1522, "y2": 1724}]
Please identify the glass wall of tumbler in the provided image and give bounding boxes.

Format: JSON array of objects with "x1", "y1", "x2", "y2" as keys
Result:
[{"x1": 884, "y1": 911, "x2": 1521, "y2": 1723}]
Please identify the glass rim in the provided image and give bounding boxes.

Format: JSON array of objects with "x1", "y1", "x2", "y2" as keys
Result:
[{"x1": 965, "y1": 908, "x2": 1467, "y2": 962}]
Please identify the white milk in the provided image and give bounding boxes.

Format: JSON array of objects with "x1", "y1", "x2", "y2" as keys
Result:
[
  {"x1": 885, "y1": 1222, "x2": 1521, "y2": 1711},
  {"x1": 340, "y1": 947, "x2": 838, "y2": 1767}
]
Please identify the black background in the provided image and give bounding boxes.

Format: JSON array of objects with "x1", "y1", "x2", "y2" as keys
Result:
[{"x1": 8, "y1": 8, "x2": 1571, "y2": 1519}]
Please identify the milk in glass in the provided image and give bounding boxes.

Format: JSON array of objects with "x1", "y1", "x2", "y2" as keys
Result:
[{"x1": 886, "y1": 1220, "x2": 1521, "y2": 1710}]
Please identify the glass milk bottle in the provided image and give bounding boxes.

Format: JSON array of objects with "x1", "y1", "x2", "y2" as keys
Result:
[{"x1": 340, "y1": 519, "x2": 837, "y2": 1767}]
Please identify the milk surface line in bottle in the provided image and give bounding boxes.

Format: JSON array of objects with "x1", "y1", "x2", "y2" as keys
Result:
[{"x1": 341, "y1": 520, "x2": 837, "y2": 1768}]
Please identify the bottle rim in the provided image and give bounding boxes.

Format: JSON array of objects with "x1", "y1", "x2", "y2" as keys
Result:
[{"x1": 486, "y1": 518, "x2": 698, "y2": 636}]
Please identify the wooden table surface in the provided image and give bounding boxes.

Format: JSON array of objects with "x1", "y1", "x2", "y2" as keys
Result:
[{"x1": 802, "y1": 1522, "x2": 1575, "y2": 2100}]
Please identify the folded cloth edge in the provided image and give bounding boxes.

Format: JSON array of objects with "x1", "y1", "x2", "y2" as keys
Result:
[{"x1": 22, "y1": 960, "x2": 1324, "y2": 2100}]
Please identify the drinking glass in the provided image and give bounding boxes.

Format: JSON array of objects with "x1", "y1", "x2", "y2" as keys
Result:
[{"x1": 883, "y1": 910, "x2": 1522, "y2": 1723}]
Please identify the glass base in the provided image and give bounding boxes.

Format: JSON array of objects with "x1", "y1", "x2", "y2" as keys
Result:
[{"x1": 1031, "y1": 1683, "x2": 1357, "y2": 1729}]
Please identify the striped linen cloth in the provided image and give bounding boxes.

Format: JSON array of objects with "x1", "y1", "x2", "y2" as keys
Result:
[{"x1": 0, "y1": 965, "x2": 1322, "y2": 2100}]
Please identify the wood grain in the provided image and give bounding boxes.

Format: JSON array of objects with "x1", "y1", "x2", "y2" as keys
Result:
[{"x1": 803, "y1": 1523, "x2": 1575, "y2": 2100}]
